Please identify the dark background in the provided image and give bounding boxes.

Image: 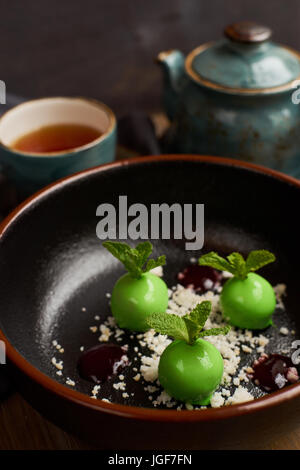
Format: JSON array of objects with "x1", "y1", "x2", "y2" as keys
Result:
[{"x1": 0, "y1": 0, "x2": 299, "y2": 116}]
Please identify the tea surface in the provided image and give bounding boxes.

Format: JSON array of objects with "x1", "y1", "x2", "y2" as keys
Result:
[{"x1": 11, "y1": 124, "x2": 102, "y2": 153}]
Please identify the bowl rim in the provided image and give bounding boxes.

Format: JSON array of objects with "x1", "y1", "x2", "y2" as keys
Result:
[{"x1": 1, "y1": 153, "x2": 300, "y2": 423}]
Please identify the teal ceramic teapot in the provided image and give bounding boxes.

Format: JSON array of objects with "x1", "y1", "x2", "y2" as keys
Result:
[{"x1": 157, "y1": 22, "x2": 300, "y2": 177}]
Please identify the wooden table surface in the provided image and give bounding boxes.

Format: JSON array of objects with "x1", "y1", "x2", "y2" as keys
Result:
[{"x1": 1, "y1": 391, "x2": 300, "y2": 450}]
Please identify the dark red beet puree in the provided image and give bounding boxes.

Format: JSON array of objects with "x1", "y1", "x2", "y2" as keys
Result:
[
  {"x1": 177, "y1": 264, "x2": 221, "y2": 291},
  {"x1": 251, "y1": 354, "x2": 299, "y2": 392},
  {"x1": 78, "y1": 343, "x2": 128, "y2": 384}
]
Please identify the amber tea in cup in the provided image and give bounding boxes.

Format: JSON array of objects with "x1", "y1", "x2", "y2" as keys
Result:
[
  {"x1": 11, "y1": 123, "x2": 102, "y2": 154},
  {"x1": 0, "y1": 97, "x2": 116, "y2": 193}
]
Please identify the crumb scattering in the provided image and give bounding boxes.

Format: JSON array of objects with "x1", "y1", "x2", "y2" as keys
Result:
[{"x1": 51, "y1": 270, "x2": 296, "y2": 410}]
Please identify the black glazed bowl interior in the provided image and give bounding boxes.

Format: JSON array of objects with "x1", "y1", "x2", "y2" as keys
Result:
[{"x1": 1, "y1": 155, "x2": 300, "y2": 449}]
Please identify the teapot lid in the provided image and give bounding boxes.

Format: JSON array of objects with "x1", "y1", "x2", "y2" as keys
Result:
[{"x1": 185, "y1": 22, "x2": 300, "y2": 94}]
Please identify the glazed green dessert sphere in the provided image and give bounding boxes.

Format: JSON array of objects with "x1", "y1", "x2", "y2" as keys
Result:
[
  {"x1": 110, "y1": 272, "x2": 169, "y2": 332},
  {"x1": 158, "y1": 338, "x2": 224, "y2": 405},
  {"x1": 220, "y1": 272, "x2": 276, "y2": 330}
]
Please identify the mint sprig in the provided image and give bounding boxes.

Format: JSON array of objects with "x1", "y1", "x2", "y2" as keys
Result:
[
  {"x1": 199, "y1": 250, "x2": 275, "y2": 280},
  {"x1": 102, "y1": 241, "x2": 166, "y2": 279},
  {"x1": 147, "y1": 301, "x2": 230, "y2": 345}
]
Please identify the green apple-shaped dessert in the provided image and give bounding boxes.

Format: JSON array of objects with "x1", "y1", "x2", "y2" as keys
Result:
[
  {"x1": 103, "y1": 241, "x2": 168, "y2": 332},
  {"x1": 199, "y1": 250, "x2": 276, "y2": 330},
  {"x1": 147, "y1": 301, "x2": 230, "y2": 405}
]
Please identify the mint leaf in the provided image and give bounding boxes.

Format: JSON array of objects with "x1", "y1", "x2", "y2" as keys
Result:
[
  {"x1": 198, "y1": 325, "x2": 231, "y2": 337},
  {"x1": 144, "y1": 255, "x2": 166, "y2": 273},
  {"x1": 134, "y1": 241, "x2": 153, "y2": 268},
  {"x1": 188, "y1": 301, "x2": 211, "y2": 329},
  {"x1": 102, "y1": 241, "x2": 166, "y2": 279},
  {"x1": 147, "y1": 301, "x2": 230, "y2": 345},
  {"x1": 102, "y1": 241, "x2": 142, "y2": 278},
  {"x1": 227, "y1": 252, "x2": 247, "y2": 279},
  {"x1": 199, "y1": 249, "x2": 276, "y2": 280},
  {"x1": 147, "y1": 312, "x2": 189, "y2": 343},
  {"x1": 245, "y1": 250, "x2": 275, "y2": 273},
  {"x1": 182, "y1": 317, "x2": 200, "y2": 344},
  {"x1": 199, "y1": 252, "x2": 233, "y2": 273}
]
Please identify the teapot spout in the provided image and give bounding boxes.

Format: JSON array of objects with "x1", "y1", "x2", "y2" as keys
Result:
[{"x1": 156, "y1": 50, "x2": 186, "y2": 121}]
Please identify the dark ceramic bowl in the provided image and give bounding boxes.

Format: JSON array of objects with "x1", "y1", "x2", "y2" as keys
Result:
[{"x1": 1, "y1": 155, "x2": 300, "y2": 450}]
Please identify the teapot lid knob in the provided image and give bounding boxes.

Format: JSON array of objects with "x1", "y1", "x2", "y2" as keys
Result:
[{"x1": 224, "y1": 21, "x2": 272, "y2": 43}]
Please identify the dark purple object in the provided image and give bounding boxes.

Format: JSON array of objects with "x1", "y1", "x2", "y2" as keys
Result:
[
  {"x1": 177, "y1": 264, "x2": 222, "y2": 291},
  {"x1": 252, "y1": 354, "x2": 297, "y2": 391},
  {"x1": 78, "y1": 343, "x2": 127, "y2": 384}
]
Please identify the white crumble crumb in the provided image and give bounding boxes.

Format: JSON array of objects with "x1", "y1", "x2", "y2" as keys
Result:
[
  {"x1": 242, "y1": 345, "x2": 252, "y2": 353},
  {"x1": 185, "y1": 403, "x2": 194, "y2": 410},
  {"x1": 89, "y1": 326, "x2": 98, "y2": 333},
  {"x1": 113, "y1": 382, "x2": 126, "y2": 391},
  {"x1": 275, "y1": 373, "x2": 287, "y2": 389},
  {"x1": 106, "y1": 292, "x2": 111, "y2": 298},
  {"x1": 98, "y1": 324, "x2": 112, "y2": 342},
  {"x1": 56, "y1": 370, "x2": 63, "y2": 376},
  {"x1": 226, "y1": 387, "x2": 254, "y2": 405},
  {"x1": 81, "y1": 307, "x2": 87, "y2": 312},
  {"x1": 286, "y1": 367, "x2": 299, "y2": 383},
  {"x1": 280, "y1": 327, "x2": 289, "y2": 336},
  {"x1": 122, "y1": 392, "x2": 129, "y2": 398},
  {"x1": 233, "y1": 377, "x2": 240, "y2": 386},
  {"x1": 66, "y1": 378, "x2": 75, "y2": 386},
  {"x1": 94, "y1": 315, "x2": 100, "y2": 321},
  {"x1": 150, "y1": 266, "x2": 163, "y2": 277},
  {"x1": 211, "y1": 392, "x2": 225, "y2": 408},
  {"x1": 115, "y1": 328, "x2": 125, "y2": 339},
  {"x1": 91, "y1": 385, "x2": 101, "y2": 397},
  {"x1": 154, "y1": 390, "x2": 175, "y2": 407},
  {"x1": 133, "y1": 373, "x2": 141, "y2": 382},
  {"x1": 144, "y1": 385, "x2": 159, "y2": 393},
  {"x1": 257, "y1": 335, "x2": 269, "y2": 347},
  {"x1": 106, "y1": 316, "x2": 116, "y2": 327},
  {"x1": 51, "y1": 357, "x2": 63, "y2": 370},
  {"x1": 80, "y1": 346, "x2": 84, "y2": 352},
  {"x1": 222, "y1": 271, "x2": 234, "y2": 279},
  {"x1": 203, "y1": 279, "x2": 214, "y2": 290},
  {"x1": 274, "y1": 284, "x2": 286, "y2": 308}
]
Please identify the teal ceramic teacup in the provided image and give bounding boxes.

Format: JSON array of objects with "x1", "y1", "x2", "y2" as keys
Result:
[{"x1": 0, "y1": 97, "x2": 117, "y2": 195}]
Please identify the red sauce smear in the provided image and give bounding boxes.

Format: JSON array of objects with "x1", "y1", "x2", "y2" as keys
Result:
[
  {"x1": 250, "y1": 354, "x2": 299, "y2": 392},
  {"x1": 177, "y1": 264, "x2": 221, "y2": 291},
  {"x1": 78, "y1": 343, "x2": 128, "y2": 384}
]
